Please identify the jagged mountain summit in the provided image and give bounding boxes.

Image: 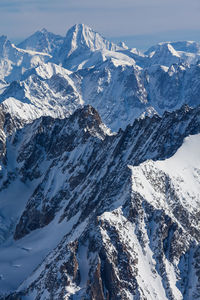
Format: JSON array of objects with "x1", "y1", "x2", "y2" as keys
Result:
[
  {"x1": 1, "y1": 24, "x2": 200, "y2": 132},
  {"x1": 145, "y1": 40, "x2": 200, "y2": 65},
  {"x1": 148, "y1": 43, "x2": 181, "y2": 66},
  {"x1": 0, "y1": 105, "x2": 200, "y2": 299},
  {"x1": 0, "y1": 24, "x2": 200, "y2": 299},
  {"x1": 17, "y1": 28, "x2": 64, "y2": 55},
  {"x1": 0, "y1": 35, "x2": 50, "y2": 84},
  {"x1": 52, "y1": 25, "x2": 136, "y2": 81}
]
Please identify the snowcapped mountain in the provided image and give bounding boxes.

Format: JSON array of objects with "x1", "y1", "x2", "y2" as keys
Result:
[
  {"x1": 0, "y1": 62, "x2": 83, "y2": 128},
  {"x1": 146, "y1": 40, "x2": 200, "y2": 56},
  {"x1": 51, "y1": 24, "x2": 132, "y2": 72},
  {"x1": 64, "y1": 24, "x2": 122, "y2": 53},
  {"x1": 17, "y1": 28, "x2": 64, "y2": 55},
  {"x1": 147, "y1": 43, "x2": 181, "y2": 67},
  {"x1": 0, "y1": 35, "x2": 50, "y2": 83},
  {"x1": 145, "y1": 40, "x2": 200, "y2": 65},
  {"x1": 0, "y1": 24, "x2": 200, "y2": 299},
  {"x1": 1, "y1": 24, "x2": 200, "y2": 132},
  {"x1": 0, "y1": 105, "x2": 200, "y2": 299}
]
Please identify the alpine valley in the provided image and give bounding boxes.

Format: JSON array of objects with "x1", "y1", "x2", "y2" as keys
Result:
[{"x1": 0, "y1": 24, "x2": 200, "y2": 300}]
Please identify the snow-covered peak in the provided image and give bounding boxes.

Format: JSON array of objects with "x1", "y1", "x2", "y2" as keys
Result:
[
  {"x1": 0, "y1": 35, "x2": 13, "y2": 54},
  {"x1": 17, "y1": 29, "x2": 64, "y2": 55},
  {"x1": 148, "y1": 43, "x2": 181, "y2": 67},
  {"x1": 170, "y1": 41, "x2": 200, "y2": 53},
  {"x1": 153, "y1": 43, "x2": 179, "y2": 58},
  {"x1": 146, "y1": 41, "x2": 200, "y2": 66},
  {"x1": 53, "y1": 24, "x2": 126, "y2": 70},
  {"x1": 65, "y1": 23, "x2": 121, "y2": 53},
  {"x1": 147, "y1": 41, "x2": 200, "y2": 56}
]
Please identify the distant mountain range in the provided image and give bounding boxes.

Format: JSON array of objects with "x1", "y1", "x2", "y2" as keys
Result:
[{"x1": 0, "y1": 24, "x2": 200, "y2": 300}]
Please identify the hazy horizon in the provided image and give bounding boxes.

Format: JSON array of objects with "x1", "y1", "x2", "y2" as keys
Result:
[
  {"x1": 9, "y1": 26, "x2": 200, "y2": 52},
  {"x1": 1, "y1": 0, "x2": 200, "y2": 50}
]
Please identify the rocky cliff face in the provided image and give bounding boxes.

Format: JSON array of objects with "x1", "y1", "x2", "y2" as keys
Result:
[
  {"x1": 1, "y1": 25, "x2": 200, "y2": 132},
  {"x1": 0, "y1": 24, "x2": 200, "y2": 300},
  {"x1": 0, "y1": 105, "x2": 199, "y2": 299}
]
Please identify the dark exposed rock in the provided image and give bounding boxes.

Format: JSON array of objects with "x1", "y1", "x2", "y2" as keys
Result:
[{"x1": 1, "y1": 104, "x2": 200, "y2": 299}]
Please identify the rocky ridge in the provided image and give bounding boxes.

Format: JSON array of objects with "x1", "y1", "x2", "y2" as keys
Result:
[
  {"x1": 1, "y1": 25, "x2": 200, "y2": 132},
  {"x1": 0, "y1": 105, "x2": 200, "y2": 299},
  {"x1": 0, "y1": 24, "x2": 200, "y2": 300}
]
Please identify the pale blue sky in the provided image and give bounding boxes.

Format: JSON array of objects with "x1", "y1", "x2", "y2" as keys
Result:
[{"x1": 1, "y1": 0, "x2": 200, "y2": 49}]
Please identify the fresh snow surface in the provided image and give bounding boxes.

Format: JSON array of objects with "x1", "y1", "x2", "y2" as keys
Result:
[
  {"x1": 156, "y1": 134, "x2": 200, "y2": 211},
  {"x1": 157, "y1": 133, "x2": 200, "y2": 174},
  {"x1": 129, "y1": 133, "x2": 200, "y2": 214}
]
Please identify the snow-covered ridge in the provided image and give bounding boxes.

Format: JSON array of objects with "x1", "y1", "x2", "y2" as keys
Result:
[
  {"x1": 17, "y1": 28, "x2": 64, "y2": 55},
  {"x1": 12, "y1": 44, "x2": 52, "y2": 57},
  {"x1": 0, "y1": 105, "x2": 200, "y2": 299},
  {"x1": 145, "y1": 40, "x2": 200, "y2": 65},
  {"x1": 1, "y1": 24, "x2": 200, "y2": 132},
  {"x1": 0, "y1": 24, "x2": 200, "y2": 299},
  {"x1": 64, "y1": 23, "x2": 125, "y2": 53},
  {"x1": 130, "y1": 133, "x2": 200, "y2": 214}
]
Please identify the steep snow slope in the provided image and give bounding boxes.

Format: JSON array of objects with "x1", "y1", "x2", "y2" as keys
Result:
[
  {"x1": 0, "y1": 35, "x2": 50, "y2": 83},
  {"x1": 53, "y1": 24, "x2": 127, "y2": 70},
  {"x1": 1, "y1": 24, "x2": 200, "y2": 299},
  {"x1": 0, "y1": 59, "x2": 148, "y2": 132},
  {"x1": 130, "y1": 132, "x2": 200, "y2": 230},
  {"x1": 2, "y1": 57, "x2": 200, "y2": 132},
  {"x1": 0, "y1": 105, "x2": 200, "y2": 299},
  {"x1": 1, "y1": 24, "x2": 200, "y2": 133},
  {"x1": 146, "y1": 40, "x2": 200, "y2": 65},
  {"x1": 0, "y1": 62, "x2": 84, "y2": 128},
  {"x1": 148, "y1": 43, "x2": 181, "y2": 67},
  {"x1": 128, "y1": 133, "x2": 200, "y2": 299},
  {"x1": 17, "y1": 28, "x2": 64, "y2": 55}
]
